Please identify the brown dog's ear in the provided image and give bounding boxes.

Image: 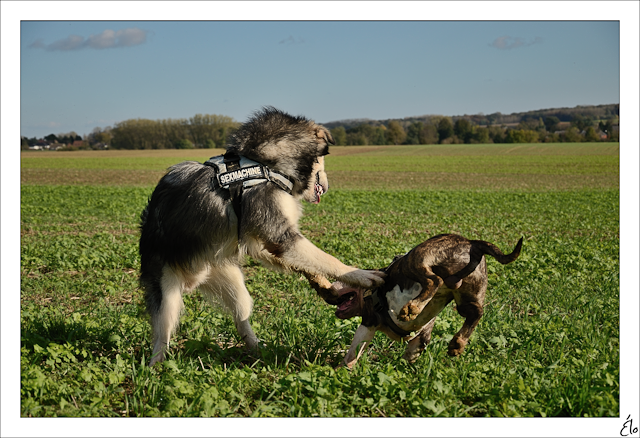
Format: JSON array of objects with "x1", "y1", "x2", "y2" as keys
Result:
[{"x1": 315, "y1": 126, "x2": 335, "y2": 152}]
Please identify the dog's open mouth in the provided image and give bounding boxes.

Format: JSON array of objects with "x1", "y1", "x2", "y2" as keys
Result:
[
  {"x1": 312, "y1": 171, "x2": 326, "y2": 204},
  {"x1": 335, "y1": 286, "x2": 358, "y2": 319},
  {"x1": 313, "y1": 182, "x2": 325, "y2": 204}
]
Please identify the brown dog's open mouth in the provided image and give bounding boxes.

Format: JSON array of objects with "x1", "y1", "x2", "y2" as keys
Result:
[{"x1": 335, "y1": 287, "x2": 358, "y2": 319}]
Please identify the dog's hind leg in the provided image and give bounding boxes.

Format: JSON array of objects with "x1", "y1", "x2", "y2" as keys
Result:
[
  {"x1": 149, "y1": 267, "x2": 186, "y2": 366},
  {"x1": 448, "y1": 300, "x2": 483, "y2": 356},
  {"x1": 199, "y1": 264, "x2": 259, "y2": 350}
]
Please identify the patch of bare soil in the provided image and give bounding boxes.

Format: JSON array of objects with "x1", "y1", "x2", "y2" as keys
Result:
[{"x1": 21, "y1": 169, "x2": 165, "y2": 186}]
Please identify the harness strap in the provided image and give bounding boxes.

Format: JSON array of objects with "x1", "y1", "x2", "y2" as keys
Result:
[{"x1": 223, "y1": 151, "x2": 244, "y2": 240}]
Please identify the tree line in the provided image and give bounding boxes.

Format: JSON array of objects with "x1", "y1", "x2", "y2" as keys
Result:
[
  {"x1": 108, "y1": 114, "x2": 239, "y2": 150},
  {"x1": 327, "y1": 113, "x2": 619, "y2": 146},
  {"x1": 21, "y1": 114, "x2": 239, "y2": 151},
  {"x1": 21, "y1": 104, "x2": 619, "y2": 150}
]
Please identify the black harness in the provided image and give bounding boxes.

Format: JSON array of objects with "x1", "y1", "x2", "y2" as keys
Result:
[{"x1": 204, "y1": 151, "x2": 295, "y2": 238}]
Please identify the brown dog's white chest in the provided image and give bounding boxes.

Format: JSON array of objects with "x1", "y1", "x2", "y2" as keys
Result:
[{"x1": 384, "y1": 281, "x2": 453, "y2": 336}]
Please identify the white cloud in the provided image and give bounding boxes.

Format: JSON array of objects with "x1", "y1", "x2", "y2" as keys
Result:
[
  {"x1": 490, "y1": 35, "x2": 543, "y2": 50},
  {"x1": 279, "y1": 35, "x2": 305, "y2": 45},
  {"x1": 29, "y1": 27, "x2": 149, "y2": 51}
]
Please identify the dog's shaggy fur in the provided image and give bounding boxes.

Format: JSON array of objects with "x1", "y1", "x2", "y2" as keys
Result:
[
  {"x1": 308, "y1": 234, "x2": 522, "y2": 368},
  {"x1": 139, "y1": 107, "x2": 384, "y2": 365}
]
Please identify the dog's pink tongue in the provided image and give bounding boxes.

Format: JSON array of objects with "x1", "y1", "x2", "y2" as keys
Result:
[{"x1": 314, "y1": 183, "x2": 324, "y2": 204}]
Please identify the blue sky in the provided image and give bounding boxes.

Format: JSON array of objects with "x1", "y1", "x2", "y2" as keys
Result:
[{"x1": 18, "y1": 19, "x2": 621, "y2": 139}]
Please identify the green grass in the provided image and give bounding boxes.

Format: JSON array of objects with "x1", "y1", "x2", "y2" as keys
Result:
[
  {"x1": 326, "y1": 143, "x2": 619, "y2": 175},
  {"x1": 19, "y1": 145, "x2": 620, "y2": 418}
]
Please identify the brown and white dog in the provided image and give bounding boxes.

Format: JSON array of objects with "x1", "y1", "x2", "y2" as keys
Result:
[{"x1": 308, "y1": 234, "x2": 522, "y2": 368}]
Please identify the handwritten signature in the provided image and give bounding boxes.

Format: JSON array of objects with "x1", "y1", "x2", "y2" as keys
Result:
[{"x1": 621, "y1": 415, "x2": 639, "y2": 436}]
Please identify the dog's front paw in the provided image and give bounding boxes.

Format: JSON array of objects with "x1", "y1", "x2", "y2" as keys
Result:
[
  {"x1": 402, "y1": 350, "x2": 421, "y2": 363},
  {"x1": 340, "y1": 269, "x2": 386, "y2": 289},
  {"x1": 398, "y1": 302, "x2": 420, "y2": 322}
]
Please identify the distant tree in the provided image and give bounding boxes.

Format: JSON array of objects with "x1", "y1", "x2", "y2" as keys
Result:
[
  {"x1": 345, "y1": 124, "x2": 376, "y2": 145},
  {"x1": 472, "y1": 127, "x2": 490, "y2": 144},
  {"x1": 330, "y1": 126, "x2": 347, "y2": 146},
  {"x1": 483, "y1": 126, "x2": 500, "y2": 143},
  {"x1": 175, "y1": 139, "x2": 194, "y2": 149},
  {"x1": 405, "y1": 122, "x2": 423, "y2": 145},
  {"x1": 505, "y1": 129, "x2": 539, "y2": 143},
  {"x1": 372, "y1": 126, "x2": 387, "y2": 145},
  {"x1": 441, "y1": 135, "x2": 463, "y2": 145},
  {"x1": 517, "y1": 117, "x2": 545, "y2": 132},
  {"x1": 437, "y1": 118, "x2": 454, "y2": 144},
  {"x1": 561, "y1": 127, "x2": 582, "y2": 142},
  {"x1": 410, "y1": 122, "x2": 438, "y2": 144},
  {"x1": 204, "y1": 139, "x2": 216, "y2": 149},
  {"x1": 97, "y1": 131, "x2": 112, "y2": 145},
  {"x1": 584, "y1": 126, "x2": 600, "y2": 142},
  {"x1": 385, "y1": 120, "x2": 406, "y2": 145},
  {"x1": 543, "y1": 116, "x2": 561, "y2": 133},
  {"x1": 542, "y1": 132, "x2": 560, "y2": 143},
  {"x1": 420, "y1": 123, "x2": 439, "y2": 144},
  {"x1": 486, "y1": 112, "x2": 501, "y2": 125},
  {"x1": 87, "y1": 127, "x2": 113, "y2": 146},
  {"x1": 571, "y1": 115, "x2": 593, "y2": 131},
  {"x1": 21, "y1": 137, "x2": 29, "y2": 149},
  {"x1": 44, "y1": 133, "x2": 58, "y2": 143},
  {"x1": 454, "y1": 119, "x2": 474, "y2": 143}
]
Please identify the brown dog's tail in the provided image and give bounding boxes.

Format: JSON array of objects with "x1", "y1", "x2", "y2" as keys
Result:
[
  {"x1": 473, "y1": 237, "x2": 523, "y2": 265},
  {"x1": 442, "y1": 237, "x2": 523, "y2": 289}
]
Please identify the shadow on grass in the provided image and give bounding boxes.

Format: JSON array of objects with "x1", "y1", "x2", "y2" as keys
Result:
[
  {"x1": 180, "y1": 336, "x2": 344, "y2": 371},
  {"x1": 21, "y1": 314, "x2": 122, "y2": 359}
]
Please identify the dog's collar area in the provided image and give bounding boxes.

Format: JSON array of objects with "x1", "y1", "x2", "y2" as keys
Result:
[
  {"x1": 372, "y1": 284, "x2": 413, "y2": 338},
  {"x1": 370, "y1": 262, "x2": 414, "y2": 338},
  {"x1": 204, "y1": 154, "x2": 294, "y2": 194}
]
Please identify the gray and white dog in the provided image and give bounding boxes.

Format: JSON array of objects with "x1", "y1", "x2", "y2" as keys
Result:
[{"x1": 139, "y1": 107, "x2": 385, "y2": 365}]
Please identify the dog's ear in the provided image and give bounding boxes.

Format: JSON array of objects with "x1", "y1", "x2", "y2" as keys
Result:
[{"x1": 315, "y1": 126, "x2": 334, "y2": 155}]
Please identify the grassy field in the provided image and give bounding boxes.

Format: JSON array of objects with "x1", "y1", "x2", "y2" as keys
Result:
[{"x1": 18, "y1": 144, "x2": 622, "y2": 424}]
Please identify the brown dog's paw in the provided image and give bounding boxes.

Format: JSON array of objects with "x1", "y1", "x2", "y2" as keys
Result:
[
  {"x1": 447, "y1": 336, "x2": 467, "y2": 356},
  {"x1": 402, "y1": 350, "x2": 421, "y2": 363},
  {"x1": 398, "y1": 302, "x2": 420, "y2": 322}
]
